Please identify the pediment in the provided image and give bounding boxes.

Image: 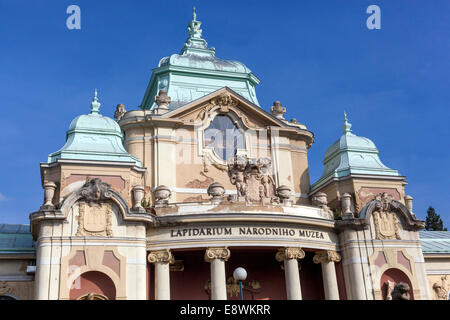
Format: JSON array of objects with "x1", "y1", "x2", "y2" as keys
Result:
[{"x1": 161, "y1": 87, "x2": 291, "y2": 130}]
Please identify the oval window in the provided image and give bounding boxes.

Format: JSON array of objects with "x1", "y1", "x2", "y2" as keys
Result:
[{"x1": 204, "y1": 115, "x2": 245, "y2": 161}]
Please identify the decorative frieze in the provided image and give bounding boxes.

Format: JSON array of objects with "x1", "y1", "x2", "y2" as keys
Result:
[
  {"x1": 313, "y1": 250, "x2": 341, "y2": 264},
  {"x1": 204, "y1": 247, "x2": 230, "y2": 262},
  {"x1": 275, "y1": 247, "x2": 305, "y2": 262},
  {"x1": 148, "y1": 249, "x2": 175, "y2": 264}
]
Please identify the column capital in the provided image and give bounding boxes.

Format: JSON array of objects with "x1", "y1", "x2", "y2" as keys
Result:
[
  {"x1": 204, "y1": 247, "x2": 230, "y2": 262},
  {"x1": 275, "y1": 247, "x2": 305, "y2": 262},
  {"x1": 148, "y1": 249, "x2": 174, "y2": 264},
  {"x1": 313, "y1": 250, "x2": 341, "y2": 264}
]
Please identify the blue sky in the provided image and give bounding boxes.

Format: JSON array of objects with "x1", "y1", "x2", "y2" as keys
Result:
[{"x1": 0, "y1": 0, "x2": 449, "y2": 226}]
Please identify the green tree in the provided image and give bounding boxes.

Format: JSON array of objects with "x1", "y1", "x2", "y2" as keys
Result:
[{"x1": 425, "y1": 206, "x2": 447, "y2": 231}]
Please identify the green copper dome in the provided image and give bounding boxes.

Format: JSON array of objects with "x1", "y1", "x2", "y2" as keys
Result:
[
  {"x1": 48, "y1": 90, "x2": 142, "y2": 166},
  {"x1": 140, "y1": 8, "x2": 260, "y2": 110},
  {"x1": 311, "y1": 113, "x2": 399, "y2": 191}
]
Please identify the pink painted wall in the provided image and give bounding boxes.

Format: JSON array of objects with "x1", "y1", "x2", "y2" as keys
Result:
[{"x1": 69, "y1": 271, "x2": 116, "y2": 300}]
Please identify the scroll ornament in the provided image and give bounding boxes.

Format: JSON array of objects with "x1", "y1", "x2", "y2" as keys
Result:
[
  {"x1": 313, "y1": 250, "x2": 341, "y2": 264},
  {"x1": 275, "y1": 247, "x2": 305, "y2": 262},
  {"x1": 204, "y1": 247, "x2": 231, "y2": 262},
  {"x1": 148, "y1": 249, "x2": 175, "y2": 264}
]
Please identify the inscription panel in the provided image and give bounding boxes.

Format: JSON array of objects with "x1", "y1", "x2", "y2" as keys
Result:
[{"x1": 147, "y1": 222, "x2": 337, "y2": 250}]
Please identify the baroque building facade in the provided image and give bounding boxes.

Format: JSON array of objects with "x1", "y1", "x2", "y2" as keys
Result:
[{"x1": 1, "y1": 10, "x2": 450, "y2": 300}]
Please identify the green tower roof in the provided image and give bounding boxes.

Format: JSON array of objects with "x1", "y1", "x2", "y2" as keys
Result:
[
  {"x1": 48, "y1": 90, "x2": 142, "y2": 166},
  {"x1": 140, "y1": 8, "x2": 260, "y2": 110},
  {"x1": 311, "y1": 113, "x2": 399, "y2": 191}
]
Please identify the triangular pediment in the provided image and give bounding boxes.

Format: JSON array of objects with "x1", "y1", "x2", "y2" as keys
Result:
[{"x1": 161, "y1": 87, "x2": 290, "y2": 129}]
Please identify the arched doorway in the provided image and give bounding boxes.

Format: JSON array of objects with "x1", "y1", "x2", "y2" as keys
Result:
[
  {"x1": 380, "y1": 268, "x2": 414, "y2": 300},
  {"x1": 69, "y1": 271, "x2": 116, "y2": 300}
]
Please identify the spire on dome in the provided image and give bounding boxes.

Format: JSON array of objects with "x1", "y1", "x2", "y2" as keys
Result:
[
  {"x1": 181, "y1": 7, "x2": 215, "y2": 56},
  {"x1": 90, "y1": 88, "x2": 101, "y2": 114},
  {"x1": 342, "y1": 111, "x2": 352, "y2": 134}
]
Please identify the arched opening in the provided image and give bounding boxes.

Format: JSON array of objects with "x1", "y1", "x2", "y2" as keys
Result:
[
  {"x1": 69, "y1": 271, "x2": 116, "y2": 300},
  {"x1": 0, "y1": 294, "x2": 17, "y2": 300},
  {"x1": 380, "y1": 268, "x2": 414, "y2": 300}
]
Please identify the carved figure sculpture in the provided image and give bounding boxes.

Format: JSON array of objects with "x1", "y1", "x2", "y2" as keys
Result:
[
  {"x1": 114, "y1": 104, "x2": 126, "y2": 121},
  {"x1": 80, "y1": 178, "x2": 111, "y2": 203},
  {"x1": 432, "y1": 275, "x2": 449, "y2": 300},
  {"x1": 227, "y1": 155, "x2": 248, "y2": 199},
  {"x1": 227, "y1": 155, "x2": 276, "y2": 204},
  {"x1": 391, "y1": 282, "x2": 411, "y2": 300},
  {"x1": 385, "y1": 280, "x2": 395, "y2": 300}
]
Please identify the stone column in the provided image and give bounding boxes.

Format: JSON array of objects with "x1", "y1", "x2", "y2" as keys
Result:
[
  {"x1": 275, "y1": 247, "x2": 305, "y2": 300},
  {"x1": 148, "y1": 249, "x2": 174, "y2": 300},
  {"x1": 313, "y1": 250, "x2": 341, "y2": 300},
  {"x1": 204, "y1": 247, "x2": 230, "y2": 300}
]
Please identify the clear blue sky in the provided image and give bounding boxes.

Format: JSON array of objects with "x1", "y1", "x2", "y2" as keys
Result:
[{"x1": 0, "y1": 0, "x2": 449, "y2": 226}]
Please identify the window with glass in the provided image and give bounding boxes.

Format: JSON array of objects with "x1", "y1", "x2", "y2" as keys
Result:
[{"x1": 204, "y1": 115, "x2": 245, "y2": 161}]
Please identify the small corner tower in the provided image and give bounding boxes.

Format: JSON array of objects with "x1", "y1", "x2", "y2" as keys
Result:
[{"x1": 310, "y1": 113, "x2": 407, "y2": 214}]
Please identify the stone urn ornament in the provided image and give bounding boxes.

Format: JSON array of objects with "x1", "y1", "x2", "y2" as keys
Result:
[
  {"x1": 41, "y1": 181, "x2": 57, "y2": 209},
  {"x1": 132, "y1": 185, "x2": 145, "y2": 212},
  {"x1": 276, "y1": 185, "x2": 292, "y2": 205},
  {"x1": 207, "y1": 182, "x2": 225, "y2": 203},
  {"x1": 154, "y1": 185, "x2": 171, "y2": 207}
]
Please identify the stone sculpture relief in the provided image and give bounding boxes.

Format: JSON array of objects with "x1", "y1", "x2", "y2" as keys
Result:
[
  {"x1": 372, "y1": 192, "x2": 402, "y2": 240},
  {"x1": 227, "y1": 155, "x2": 276, "y2": 204},
  {"x1": 114, "y1": 104, "x2": 126, "y2": 121},
  {"x1": 385, "y1": 280, "x2": 395, "y2": 300},
  {"x1": 80, "y1": 178, "x2": 112, "y2": 202},
  {"x1": 155, "y1": 89, "x2": 171, "y2": 113},
  {"x1": 76, "y1": 178, "x2": 113, "y2": 237},
  {"x1": 270, "y1": 101, "x2": 286, "y2": 120},
  {"x1": 391, "y1": 282, "x2": 411, "y2": 300},
  {"x1": 432, "y1": 275, "x2": 449, "y2": 300},
  {"x1": 76, "y1": 202, "x2": 113, "y2": 237},
  {"x1": 311, "y1": 192, "x2": 334, "y2": 219}
]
